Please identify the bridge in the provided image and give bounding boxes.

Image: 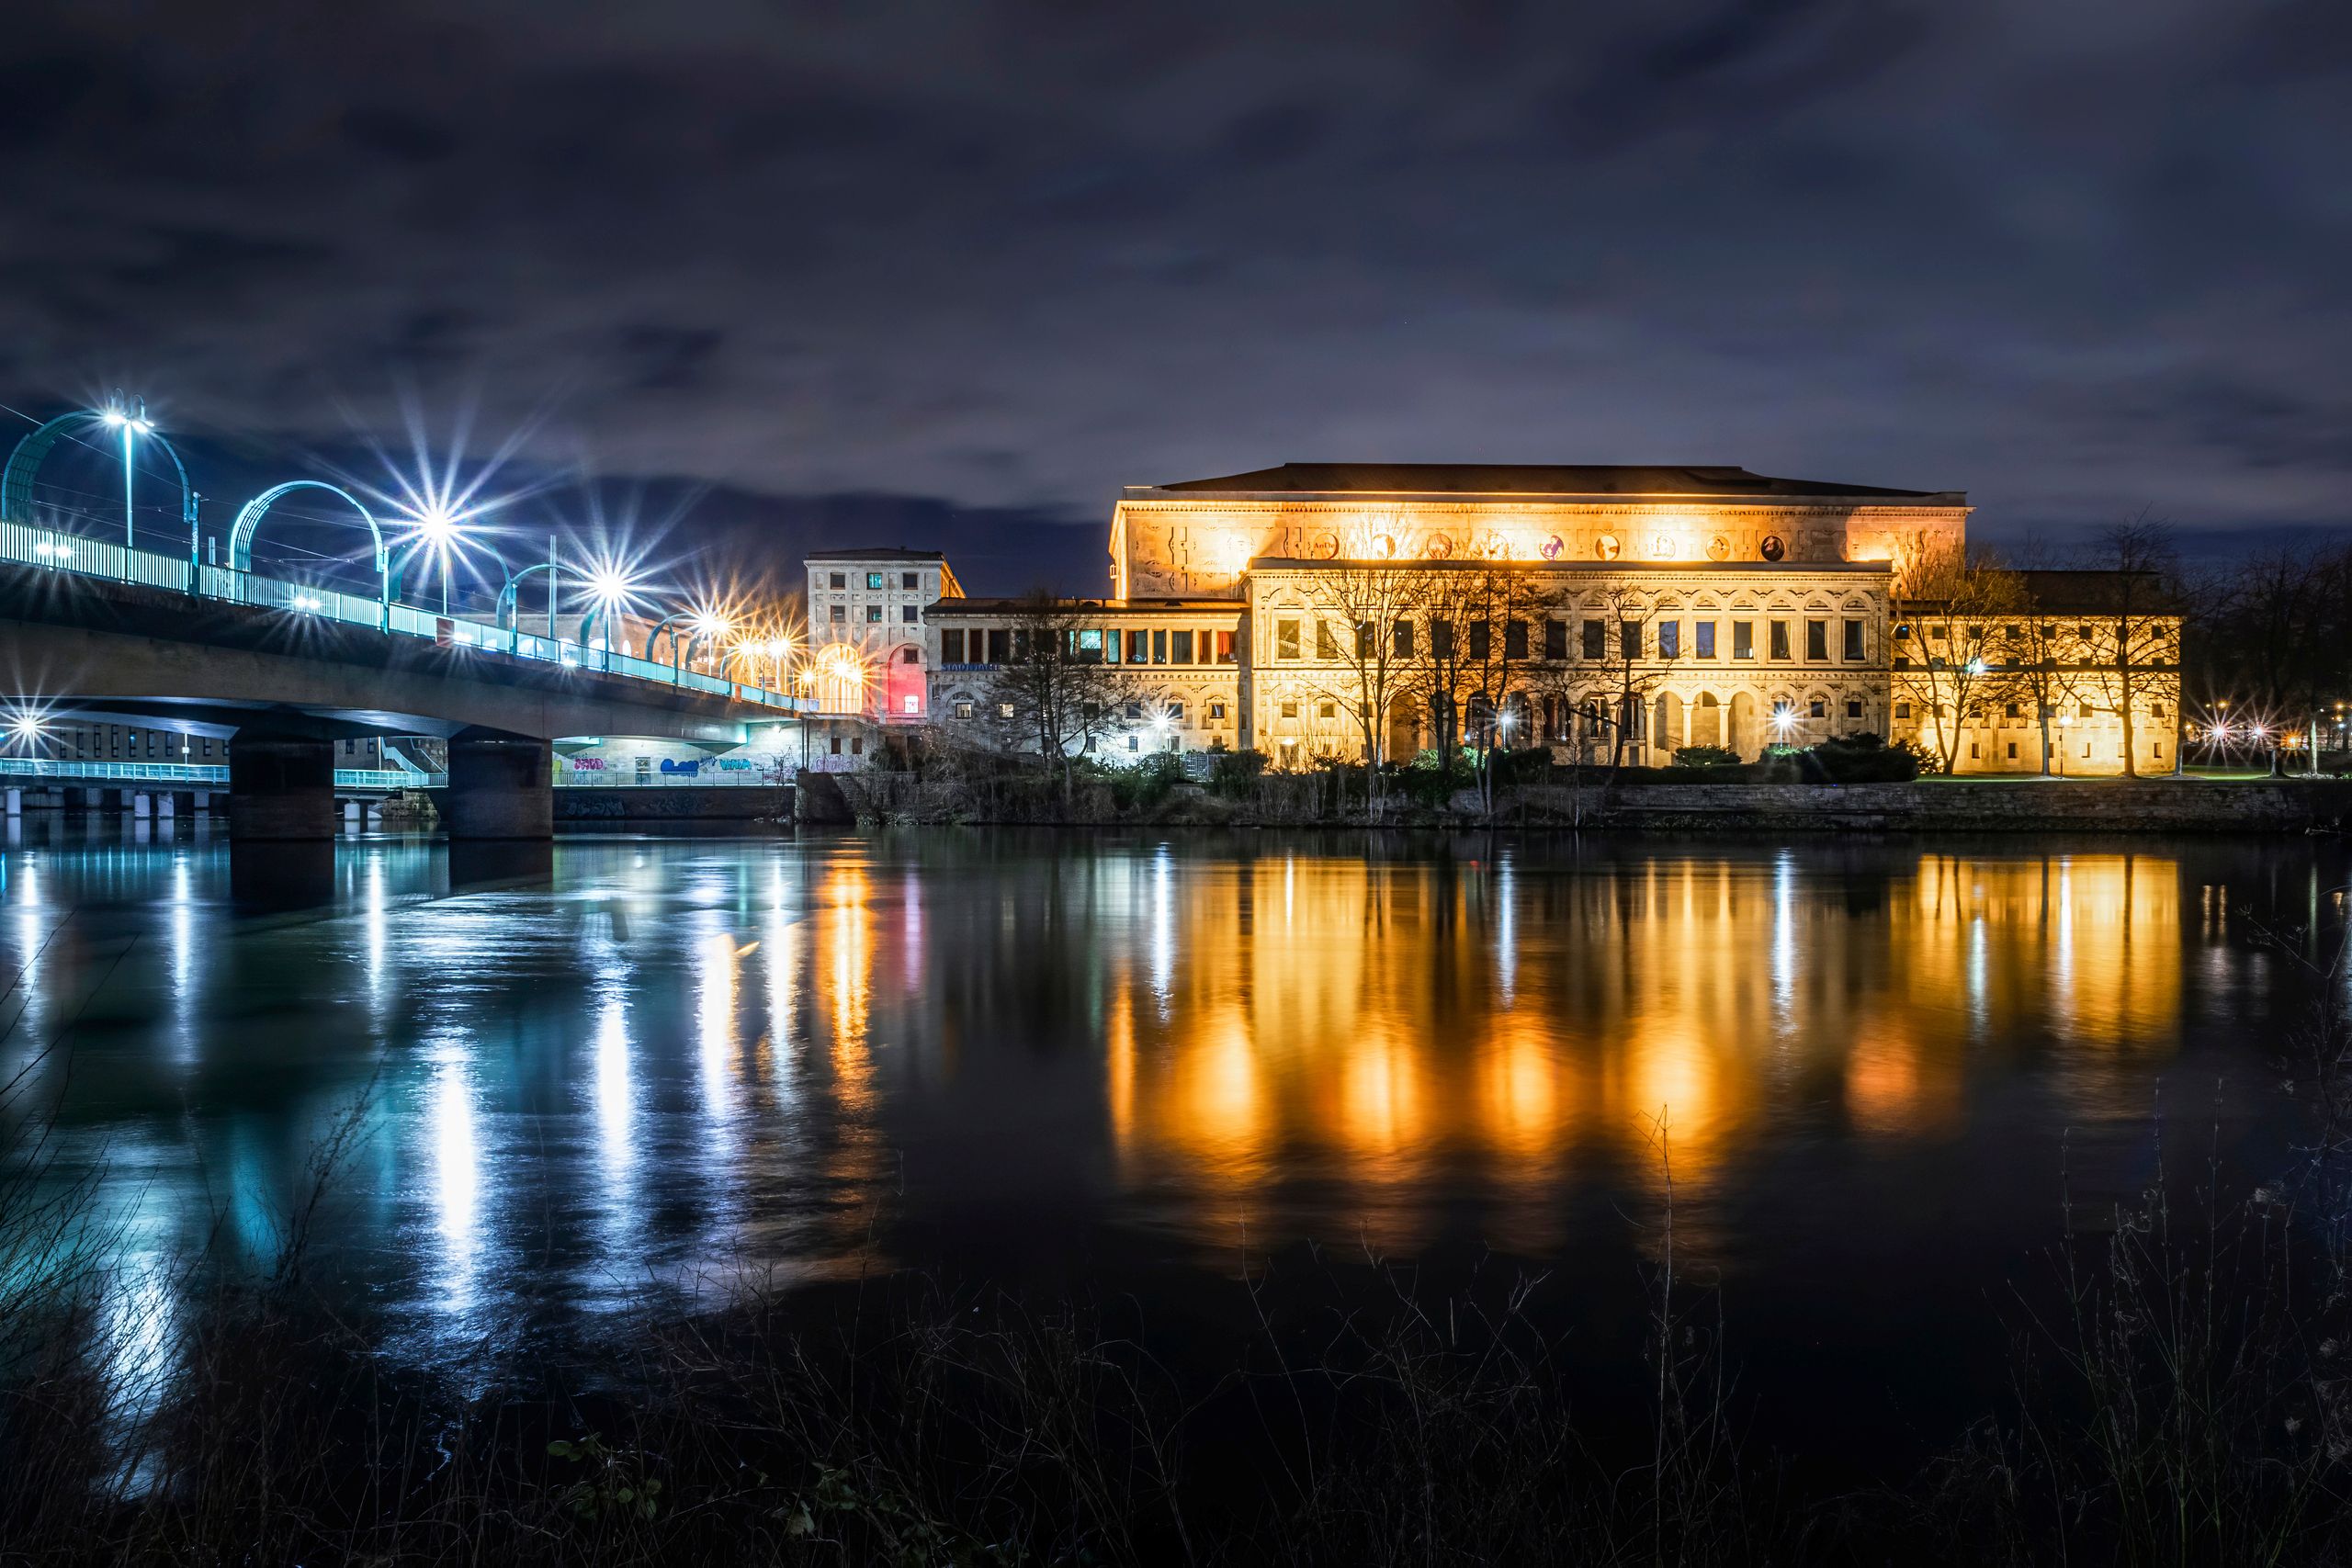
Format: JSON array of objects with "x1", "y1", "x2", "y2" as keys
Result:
[{"x1": 0, "y1": 515, "x2": 804, "y2": 840}]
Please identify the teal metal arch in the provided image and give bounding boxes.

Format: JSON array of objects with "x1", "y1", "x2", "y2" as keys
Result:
[
  {"x1": 495, "y1": 556, "x2": 561, "y2": 639},
  {"x1": 1, "y1": 410, "x2": 198, "y2": 542},
  {"x1": 229, "y1": 481, "x2": 393, "y2": 627}
]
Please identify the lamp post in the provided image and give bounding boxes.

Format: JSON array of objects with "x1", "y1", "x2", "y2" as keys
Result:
[{"x1": 100, "y1": 400, "x2": 155, "y2": 550}]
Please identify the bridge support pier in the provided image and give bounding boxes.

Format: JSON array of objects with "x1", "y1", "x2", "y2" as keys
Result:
[
  {"x1": 4, "y1": 789, "x2": 16, "y2": 818},
  {"x1": 228, "y1": 728, "x2": 336, "y2": 840},
  {"x1": 444, "y1": 728, "x2": 552, "y2": 840}
]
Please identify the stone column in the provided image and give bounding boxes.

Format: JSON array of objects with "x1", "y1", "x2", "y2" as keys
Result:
[
  {"x1": 228, "y1": 728, "x2": 337, "y2": 840},
  {"x1": 132, "y1": 793, "x2": 152, "y2": 819},
  {"x1": 443, "y1": 727, "x2": 553, "y2": 840},
  {"x1": 4, "y1": 788, "x2": 17, "y2": 818}
]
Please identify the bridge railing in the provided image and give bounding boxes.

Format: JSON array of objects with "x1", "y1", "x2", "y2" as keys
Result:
[
  {"x1": 3, "y1": 520, "x2": 806, "y2": 712},
  {"x1": 0, "y1": 757, "x2": 453, "y2": 790}
]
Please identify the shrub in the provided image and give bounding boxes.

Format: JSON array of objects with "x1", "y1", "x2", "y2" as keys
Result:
[
  {"x1": 1671, "y1": 745, "x2": 1741, "y2": 769},
  {"x1": 1205, "y1": 746, "x2": 1268, "y2": 799}
]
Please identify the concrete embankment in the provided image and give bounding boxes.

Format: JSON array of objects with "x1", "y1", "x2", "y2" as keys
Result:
[
  {"x1": 553, "y1": 785, "x2": 791, "y2": 824},
  {"x1": 801, "y1": 768, "x2": 2352, "y2": 835}
]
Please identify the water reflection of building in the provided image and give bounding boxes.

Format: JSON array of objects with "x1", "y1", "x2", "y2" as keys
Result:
[{"x1": 1098, "y1": 847, "x2": 2187, "y2": 1257}]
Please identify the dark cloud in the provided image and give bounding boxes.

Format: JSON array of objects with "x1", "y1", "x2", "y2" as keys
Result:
[{"x1": 0, "y1": 0, "x2": 2346, "y2": 593}]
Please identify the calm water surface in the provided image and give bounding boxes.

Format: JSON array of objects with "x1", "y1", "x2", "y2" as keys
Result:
[{"x1": 2, "y1": 820, "x2": 2339, "y2": 1461}]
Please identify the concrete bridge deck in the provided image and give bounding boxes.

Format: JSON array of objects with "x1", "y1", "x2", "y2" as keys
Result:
[{"x1": 0, "y1": 538, "x2": 807, "y2": 840}]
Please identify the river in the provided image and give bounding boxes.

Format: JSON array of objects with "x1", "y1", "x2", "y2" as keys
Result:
[{"x1": 0, "y1": 820, "x2": 2335, "y2": 1473}]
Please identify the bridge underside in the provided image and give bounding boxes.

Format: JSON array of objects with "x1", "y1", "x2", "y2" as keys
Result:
[{"x1": 0, "y1": 566, "x2": 794, "y2": 839}]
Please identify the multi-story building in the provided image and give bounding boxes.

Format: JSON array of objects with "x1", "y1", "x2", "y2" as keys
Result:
[
  {"x1": 803, "y1": 548, "x2": 965, "y2": 722},
  {"x1": 918, "y1": 463, "x2": 2182, "y2": 775},
  {"x1": 1894, "y1": 570, "x2": 2183, "y2": 776},
  {"x1": 927, "y1": 597, "x2": 1244, "y2": 756}
]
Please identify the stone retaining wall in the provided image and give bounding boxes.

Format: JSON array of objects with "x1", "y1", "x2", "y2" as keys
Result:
[{"x1": 554, "y1": 785, "x2": 790, "y2": 823}]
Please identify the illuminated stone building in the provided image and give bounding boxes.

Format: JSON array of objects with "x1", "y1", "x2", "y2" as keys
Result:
[
  {"x1": 923, "y1": 463, "x2": 2181, "y2": 773},
  {"x1": 1894, "y1": 570, "x2": 2183, "y2": 776},
  {"x1": 803, "y1": 548, "x2": 964, "y2": 723}
]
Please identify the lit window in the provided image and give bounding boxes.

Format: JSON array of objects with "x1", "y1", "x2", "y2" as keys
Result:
[
  {"x1": 953, "y1": 701, "x2": 973, "y2": 720},
  {"x1": 999, "y1": 702, "x2": 1013, "y2": 719},
  {"x1": 1209, "y1": 702, "x2": 1226, "y2": 720},
  {"x1": 901, "y1": 694, "x2": 918, "y2": 714},
  {"x1": 865, "y1": 604, "x2": 882, "y2": 623},
  {"x1": 866, "y1": 572, "x2": 884, "y2": 589}
]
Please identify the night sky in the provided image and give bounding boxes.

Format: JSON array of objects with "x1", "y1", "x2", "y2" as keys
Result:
[{"x1": 2, "y1": 3, "x2": 2346, "y2": 595}]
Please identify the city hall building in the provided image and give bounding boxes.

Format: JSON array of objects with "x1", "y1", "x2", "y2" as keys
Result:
[{"x1": 899, "y1": 464, "x2": 2180, "y2": 774}]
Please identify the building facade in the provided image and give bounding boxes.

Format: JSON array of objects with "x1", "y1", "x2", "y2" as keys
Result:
[
  {"x1": 921, "y1": 464, "x2": 2182, "y2": 775},
  {"x1": 803, "y1": 548, "x2": 965, "y2": 722}
]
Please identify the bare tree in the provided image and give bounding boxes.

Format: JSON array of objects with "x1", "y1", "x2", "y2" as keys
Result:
[
  {"x1": 1395, "y1": 561, "x2": 1540, "y2": 804},
  {"x1": 2086, "y1": 515, "x2": 2182, "y2": 778},
  {"x1": 984, "y1": 592, "x2": 1119, "y2": 801},
  {"x1": 1894, "y1": 539, "x2": 2026, "y2": 774},
  {"x1": 1568, "y1": 581, "x2": 1679, "y2": 772},
  {"x1": 1296, "y1": 556, "x2": 1430, "y2": 819}
]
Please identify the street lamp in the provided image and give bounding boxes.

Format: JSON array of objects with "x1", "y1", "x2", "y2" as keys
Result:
[
  {"x1": 101, "y1": 400, "x2": 155, "y2": 549},
  {"x1": 402, "y1": 505, "x2": 469, "y2": 615}
]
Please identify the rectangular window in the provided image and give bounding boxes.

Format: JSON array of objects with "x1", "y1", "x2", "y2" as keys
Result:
[
  {"x1": 1356, "y1": 621, "x2": 1374, "y2": 660},
  {"x1": 1804, "y1": 619, "x2": 1827, "y2": 660},
  {"x1": 1393, "y1": 620, "x2": 1414, "y2": 659},
  {"x1": 1316, "y1": 620, "x2": 1338, "y2": 660},
  {"x1": 1168, "y1": 700, "x2": 1185, "y2": 722},
  {"x1": 1544, "y1": 619, "x2": 1566, "y2": 661},
  {"x1": 1582, "y1": 619, "x2": 1606, "y2": 660},
  {"x1": 953, "y1": 700, "x2": 973, "y2": 720},
  {"x1": 1216, "y1": 631, "x2": 1236, "y2": 663},
  {"x1": 2078, "y1": 702, "x2": 2094, "y2": 718},
  {"x1": 987, "y1": 629, "x2": 1011, "y2": 663},
  {"x1": 900, "y1": 604, "x2": 918, "y2": 624},
  {"x1": 1276, "y1": 619, "x2": 1300, "y2": 660},
  {"x1": 1769, "y1": 620, "x2": 1791, "y2": 660},
  {"x1": 1733, "y1": 621, "x2": 1754, "y2": 660},
  {"x1": 1171, "y1": 630, "x2": 1193, "y2": 664},
  {"x1": 1504, "y1": 620, "x2": 1529, "y2": 660},
  {"x1": 1847, "y1": 700, "x2": 1863, "y2": 719},
  {"x1": 865, "y1": 604, "x2": 882, "y2": 623},
  {"x1": 1810, "y1": 699, "x2": 1828, "y2": 719},
  {"x1": 1696, "y1": 621, "x2": 1716, "y2": 659},
  {"x1": 1842, "y1": 618, "x2": 1865, "y2": 661},
  {"x1": 2007, "y1": 741, "x2": 2018, "y2": 759},
  {"x1": 1281, "y1": 700, "x2": 1298, "y2": 718},
  {"x1": 865, "y1": 571, "x2": 884, "y2": 589},
  {"x1": 1894, "y1": 701, "x2": 1912, "y2": 719},
  {"x1": 829, "y1": 571, "x2": 845, "y2": 589},
  {"x1": 1122, "y1": 628, "x2": 1146, "y2": 664},
  {"x1": 1209, "y1": 701, "x2": 1227, "y2": 720},
  {"x1": 830, "y1": 604, "x2": 845, "y2": 624},
  {"x1": 1430, "y1": 620, "x2": 1455, "y2": 659},
  {"x1": 901, "y1": 694, "x2": 919, "y2": 715},
  {"x1": 901, "y1": 570, "x2": 918, "y2": 590},
  {"x1": 1318, "y1": 701, "x2": 1337, "y2": 720},
  {"x1": 1151, "y1": 629, "x2": 1169, "y2": 664},
  {"x1": 1620, "y1": 621, "x2": 1642, "y2": 660},
  {"x1": 1075, "y1": 628, "x2": 1102, "y2": 659},
  {"x1": 1468, "y1": 621, "x2": 1490, "y2": 660},
  {"x1": 1657, "y1": 621, "x2": 1679, "y2": 660}
]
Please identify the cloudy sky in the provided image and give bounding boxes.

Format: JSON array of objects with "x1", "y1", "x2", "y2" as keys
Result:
[{"x1": 1, "y1": 1, "x2": 2346, "y2": 591}]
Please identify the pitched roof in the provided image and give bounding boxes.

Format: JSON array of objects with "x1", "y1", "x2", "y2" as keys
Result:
[{"x1": 1138, "y1": 463, "x2": 1959, "y2": 502}]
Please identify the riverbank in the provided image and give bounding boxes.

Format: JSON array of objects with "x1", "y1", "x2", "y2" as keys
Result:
[{"x1": 804, "y1": 767, "x2": 2352, "y2": 834}]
